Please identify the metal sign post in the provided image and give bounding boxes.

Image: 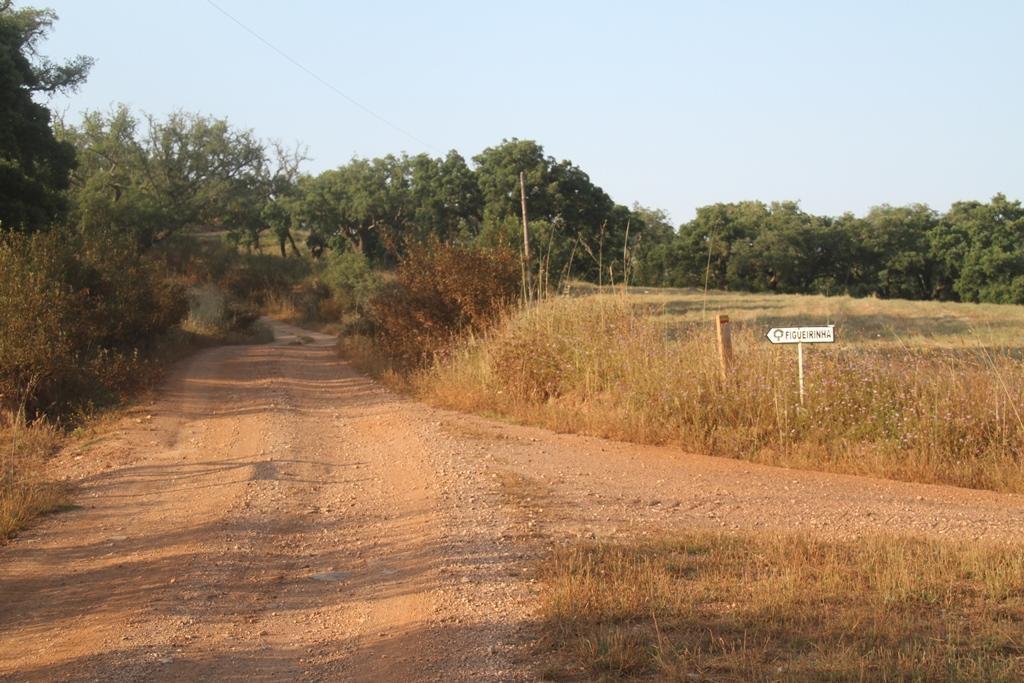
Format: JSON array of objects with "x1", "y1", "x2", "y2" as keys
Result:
[
  {"x1": 765, "y1": 326, "x2": 836, "y2": 405},
  {"x1": 797, "y1": 341, "x2": 805, "y2": 404}
]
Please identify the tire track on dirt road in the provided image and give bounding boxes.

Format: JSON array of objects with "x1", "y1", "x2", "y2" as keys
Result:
[{"x1": 3, "y1": 320, "x2": 1024, "y2": 681}]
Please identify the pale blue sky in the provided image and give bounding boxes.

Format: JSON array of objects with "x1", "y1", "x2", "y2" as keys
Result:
[{"x1": 40, "y1": 1, "x2": 1023, "y2": 224}]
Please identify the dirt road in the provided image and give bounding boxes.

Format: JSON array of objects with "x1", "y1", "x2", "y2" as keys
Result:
[{"x1": 4, "y1": 320, "x2": 1024, "y2": 681}]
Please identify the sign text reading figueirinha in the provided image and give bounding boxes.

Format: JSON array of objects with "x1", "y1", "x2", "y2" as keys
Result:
[{"x1": 765, "y1": 326, "x2": 835, "y2": 345}]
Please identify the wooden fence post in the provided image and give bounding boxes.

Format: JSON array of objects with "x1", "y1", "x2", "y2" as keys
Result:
[{"x1": 716, "y1": 314, "x2": 733, "y2": 381}]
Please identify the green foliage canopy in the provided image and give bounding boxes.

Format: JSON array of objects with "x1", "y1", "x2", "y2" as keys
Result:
[
  {"x1": 63, "y1": 107, "x2": 276, "y2": 249},
  {"x1": 0, "y1": 2, "x2": 91, "y2": 232}
]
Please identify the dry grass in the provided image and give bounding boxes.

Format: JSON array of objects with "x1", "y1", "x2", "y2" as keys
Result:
[
  {"x1": 420, "y1": 295, "x2": 1024, "y2": 492},
  {"x1": 0, "y1": 417, "x2": 68, "y2": 542},
  {"x1": 586, "y1": 284, "x2": 1024, "y2": 351},
  {"x1": 339, "y1": 334, "x2": 415, "y2": 392},
  {"x1": 263, "y1": 291, "x2": 302, "y2": 322},
  {"x1": 538, "y1": 532, "x2": 1024, "y2": 681}
]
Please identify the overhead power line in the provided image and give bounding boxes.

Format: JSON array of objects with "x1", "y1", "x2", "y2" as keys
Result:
[{"x1": 205, "y1": 0, "x2": 439, "y2": 153}]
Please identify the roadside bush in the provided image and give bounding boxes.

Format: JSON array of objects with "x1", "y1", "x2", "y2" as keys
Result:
[
  {"x1": 78, "y1": 234, "x2": 189, "y2": 349},
  {"x1": 0, "y1": 230, "x2": 187, "y2": 417},
  {"x1": 363, "y1": 242, "x2": 520, "y2": 366},
  {"x1": 319, "y1": 251, "x2": 379, "y2": 316}
]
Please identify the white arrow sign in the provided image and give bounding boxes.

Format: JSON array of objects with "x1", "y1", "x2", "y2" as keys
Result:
[{"x1": 765, "y1": 326, "x2": 835, "y2": 345}]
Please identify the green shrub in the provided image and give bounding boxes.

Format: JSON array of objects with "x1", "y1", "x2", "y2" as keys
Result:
[{"x1": 319, "y1": 251, "x2": 379, "y2": 315}]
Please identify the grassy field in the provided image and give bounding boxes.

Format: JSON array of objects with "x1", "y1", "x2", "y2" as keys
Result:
[
  {"x1": 417, "y1": 289, "x2": 1024, "y2": 493},
  {"x1": 537, "y1": 532, "x2": 1024, "y2": 681},
  {"x1": 580, "y1": 284, "x2": 1024, "y2": 352}
]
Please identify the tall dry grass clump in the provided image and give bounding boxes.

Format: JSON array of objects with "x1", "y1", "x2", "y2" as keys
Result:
[
  {"x1": 0, "y1": 415, "x2": 66, "y2": 542},
  {"x1": 423, "y1": 295, "x2": 1024, "y2": 492}
]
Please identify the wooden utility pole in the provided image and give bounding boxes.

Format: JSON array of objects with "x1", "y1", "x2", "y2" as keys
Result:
[
  {"x1": 519, "y1": 171, "x2": 533, "y2": 300},
  {"x1": 716, "y1": 314, "x2": 733, "y2": 381}
]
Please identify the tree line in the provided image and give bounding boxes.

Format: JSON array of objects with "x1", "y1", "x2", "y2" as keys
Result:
[
  {"x1": 639, "y1": 196, "x2": 1024, "y2": 304},
  {"x1": 3, "y1": 5, "x2": 1022, "y2": 306},
  {"x1": 50, "y1": 113, "x2": 646, "y2": 287},
  {"x1": 49, "y1": 106, "x2": 1024, "y2": 305}
]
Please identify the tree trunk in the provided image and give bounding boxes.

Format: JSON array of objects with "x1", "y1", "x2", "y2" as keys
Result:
[{"x1": 287, "y1": 230, "x2": 302, "y2": 257}]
